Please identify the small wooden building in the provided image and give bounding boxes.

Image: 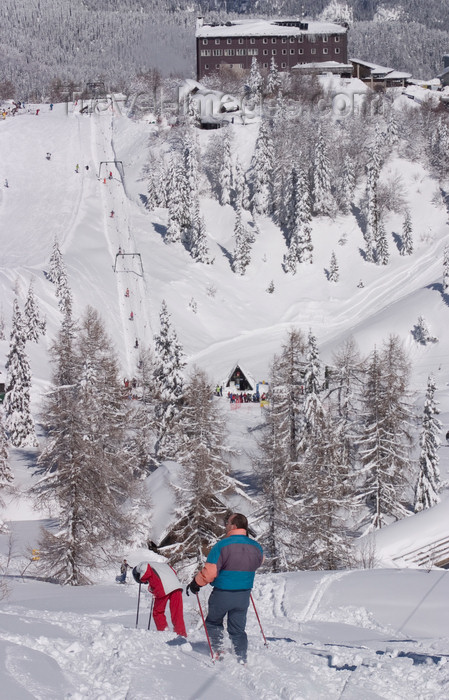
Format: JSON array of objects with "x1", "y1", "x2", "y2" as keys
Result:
[{"x1": 223, "y1": 363, "x2": 256, "y2": 393}]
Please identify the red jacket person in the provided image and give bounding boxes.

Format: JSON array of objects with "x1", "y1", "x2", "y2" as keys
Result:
[
  {"x1": 133, "y1": 560, "x2": 187, "y2": 637},
  {"x1": 186, "y1": 513, "x2": 263, "y2": 662}
]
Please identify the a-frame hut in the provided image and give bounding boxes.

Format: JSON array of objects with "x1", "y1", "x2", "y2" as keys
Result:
[{"x1": 223, "y1": 363, "x2": 256, "y2": 393}]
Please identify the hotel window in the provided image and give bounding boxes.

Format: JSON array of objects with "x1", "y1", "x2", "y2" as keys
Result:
[
  {"x1": 271, "y1": 38, "x2": 277, "y2": 43},
  {"x1": 290, "y1": 48, "x2": 295, "y2": 54},
  {"x1": 212, "y1": 49, "x2": 223, "y2": 56},
  {"x1": 323, "y1": 35, "x2": 328, "y2": 42},
  {"x1": 323, "y1": 48, "x2": 328, "y2": 55},
  {"x1": 298, "y1": 35, "x2": 303, "y2": 43},
  {"x1": 263, "y1": 49, "x2": 268, "y2": 55},
  {"x1": 282, "y1": 37, "x2": 287, "y2": 43},
  {"x1": 272, "y1": 49, "x2": 277, "y2": 55},
  {"x1": 311, "y1": 48, "x2": 316, "y2": 54},
  {"x1": 236, "y1": 48, "x2": 246, "y2": 56},
  {"x1": 335, "y1": 47, "x2": 340, "y2": 54},
  {"x1": 298, "y1": 48, "x2": 304, "y2": 55},
  {"x1": 215, "y1": 39, "x2": 220, "y2": 45},
  {"x1": 224, "y1": 49, "x2": 235, "y2": 56},
  {"x1": 250, "y1": 37, "x2": 255, "y2": 44},
  {"x1": 281, "y1": 62, "x2": 286, "y2": 68},
  {"x1": 263, "y1": 63, "x2": 268, "y2": 68},
  {"x1": 202, "y1": 39, "x2": 208, "y2": 45},
  {"x1": 335, "y1": 35, "x2": 340, "y2": 42},
  {"x1": 309, "y1": 35, "x2": 316, "y2": 42},
  {"x1": 289, "y1": 37, "x2": 295, "y2": 43},
  {"x1": 282, "y1": 49, "x2": 287, "y2": 55},
  {"x1": 263, "y1": 38, "x2": 268, "y2": 44},
  {"x1": 238, "y1": 38, "x2": 244, "y2": 44},
  {"x1": 248, "y1": 48, "x2": 258, "y2": 55},
  {"x1": 200, "y1": 50, "x2": 211, "y2": 56},
  {"x1": 205, "y1": 63, "x2": 209, "y2": 69},
  {"x1": 227, "y1": 38, "x2": 232, "y2": 44}
]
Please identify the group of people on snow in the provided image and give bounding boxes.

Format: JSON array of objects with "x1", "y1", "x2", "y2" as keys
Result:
[{"x1": 121, "y1": 512, "x2": 263, "y2": 664}]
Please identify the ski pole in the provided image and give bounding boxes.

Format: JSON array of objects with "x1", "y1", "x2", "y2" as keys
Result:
[
  {"x1": 135, "y1": 582, "x2": 141, "y2": 629},
  {"x1": 148, "y1": 595, "x2": 154, "y2": 630},
  {"x1": 196, "y1": 593, "x2": 215, "y2": 661},
  {"x1": 250, "y1": 593, "x2": 268, "y2": 647}
]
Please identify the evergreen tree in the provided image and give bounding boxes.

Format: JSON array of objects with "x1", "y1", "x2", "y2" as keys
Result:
[
  {"x1": 0, "y1": 410, "x2": 13, "y2": 488},
  {"x1": 218, "y1": 130, "x2": 232, "y2": 206},
  {"x1": 413, "y1": 316, "x2": 438, "y2": 344},
  {"x1": 24, "y1": 281, "x2": 46, "y2": 342},
  {"x1": 164, "y1": 369, "x2": 244, "y2": 575},
  {"x1": 365, "y1": 154, "x2": 380, "y2": 263},
  {"x1": 340, "y1": 155, "x2": 356, "y2": 215},
  {"x1": 251, "y1": 120, "x2": 274, "y2": 216},
  {"x1": 312, "y1": 125, "x2": 334, "y2": 217},
  {"x1": 376, "y1": 218, "x2": 389, "y2": 265},
  {"x1": 188, "y1": 197, "x2": 213, "y2": 264},
  {"x1": 165, "y1": 153, "x2": 188, "y2": 243},
  {"x1": 48, "y1": 237, "x2": 63, "y2": 284},
  {"x1": 153, "y1": 301, "x2": 185, "y2": 461},
  {"x1": 401, "y1": 210, "x2": 413, "y2": 256},
  {"x1": 254, "y1": 329, "x2": 308, "y2": 570},
  {"x1": 358, "y1": 337, "x2": 414, "y2": 531},
  {"x1": 414, "y1": 375, "x2": 442, "y2": 512},
  {"x1": 248, "y1": 56, "x2": 263, "y2": 99},
  {"x1": 33, "y1": 306, "x2": 138, "y2": 585},
  {"x1": 328, "y1": 251, "x2": 339, "y2": 281},
  {"x1": 386, "y1": 109, "x2": 399, "y2": 148},
  {"x1": 443, "y1": 244, "x2": 449, "y2": 292},
  {"x1": 284, "y1": 166, "x2": 313, "y2": 273},
  {"x1": 232, "y1": 206, "x2": 252, "y2": 275},
  {"x1": 4, "y1": 298, "x2": 37, "y2": 448},
  {"x1": 267, "y1": 57, "x2": 280, "y2": 95}
]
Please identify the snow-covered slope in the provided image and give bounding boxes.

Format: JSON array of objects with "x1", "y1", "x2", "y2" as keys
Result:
[{"x1": 2, "y1": 95, "x2": 449, "y2": 698}]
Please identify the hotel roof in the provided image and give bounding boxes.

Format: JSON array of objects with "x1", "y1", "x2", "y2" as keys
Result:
[{"x1": 196, "y1": 18, "x2": 347, "y2": 39}]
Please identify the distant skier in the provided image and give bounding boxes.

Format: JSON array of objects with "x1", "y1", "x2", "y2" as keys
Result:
[
  {"x1": 133, "y1": 560, "x2": 187, "y2": 637},
  {"x1": 4, "y1": 179, "x2": 8, "y2": 188},
  {"x1": 46, "y1": 152, "x2": 51, "y2": 160},
  {"x1": 109, "y1": 171, "x2": 113, "y2": 180},
  {"x1": 110, "y1": 210, "x2": 115, "y2": 218},
  {"x1": 85, "y1": 165, "x2": 89, "y2": 171},
  {"x1": 49, "y1": 103, "x2": 53, "y2": 111},
  {"x1": 135, "y1": 339, "x2": 139, "y2": 348},
  {"x1": 117, "y1": 559, "x2": 131, "y2": 584},
  {"x1": 75, "y1": 164, "x2": 79, "y2": 173},
  {"x1": 129, "y1": 311, "x2": 134, "y2": 321},
  {"x1": 36, "y1": 109, "x2": 40, "y2": 116}
]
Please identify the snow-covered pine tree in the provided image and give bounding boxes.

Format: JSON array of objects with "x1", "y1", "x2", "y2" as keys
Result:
[
  {"x1": 34, "y1": 306, "x2": 138, "y2": 585},
  {"x1": 386, "y1": 109, "x2": 399, "y2": 148},
  {"x1": 218, "y1": 129, "x2": 232, "y2": 206},
  {"x1": 254, "y1": 329, "x2": 308, "y2": 570},
  {"x1": 249, "y1": 56, "x2": 263, "y2": 99},
  {"x1": 232, "y1": 206, "x2": 252, "y2": 275},
  {"x1": 414, "y1": 374, "x2": 442, "y2": 512},
  {"x1": 312, "y1": 124, "x2": 334, "y2": 217},
  {"x1": 365, "y1": 153, "x2": 379, "y2": 263},
  {"x1": 250, "y1": 120, "x2": 274, "y2": 216},
  {"x1": 153, "y1": 301, "x2": 186, "y2": 461},
  {"x1": 165, "y1": 153, "x2": 187, "y2": 243},
  {"x1": 283, "y1": 166, "x2": 313, "y2": 273},
  {"x1": 24, "y1": 281, "x2": 46, "y2": 342},
  {"x1": 187, "y1": 196, "x2": 213, "y2": 264},
  {"x1": 328, "y1": 251, "x2": 339, "y2": 281},
  {"x1": 47, "y1": 237, "x2": 63, "y2": 284},
  {"x1": 443, "y1": 244, "x2": 449, "y2": 291},
  {"x1": 401, "y1": 210, "x2": 413, "y2": 256},
  {"x1": 3, "y1": 298, "x2": 37, "y2": 448},
  {"x1": 375, "y1": 218, "x2": 389, "y2": 265},
  {"x1": 164, "y1": 368, "x2": 245, "y2": 575},
  {"x1": 267, "y1": 57, "x2": 280, "y2": 95},
  {"x1": 0, "y1": 409, "x2": 13, "y2": 488},
  {"x1": 340, "y1": 154, "x2": 356, "y2": 215},
  {"x1": 412, "y1": 315, "x2": 438, "y2": 344},
  {"x1": 183, "y1": 126, "x2": 200, "y2": 215},
  {"x1": 358, "y1": 337, "x2": 414, "y2": 531}
]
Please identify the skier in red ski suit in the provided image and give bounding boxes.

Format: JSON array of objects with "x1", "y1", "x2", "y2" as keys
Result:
[{"x1": 133, "y1": 561, "x2": 187, "y2": 637}]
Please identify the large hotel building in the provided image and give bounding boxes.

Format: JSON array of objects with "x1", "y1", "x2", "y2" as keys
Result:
[{"x1": 196, "y1": 17, "x2": 349, "y2": 80}]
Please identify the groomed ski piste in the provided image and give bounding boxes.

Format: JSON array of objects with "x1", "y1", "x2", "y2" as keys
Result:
[{"x1": 1, "y1": 89, "x2": 449, "y2": 698}]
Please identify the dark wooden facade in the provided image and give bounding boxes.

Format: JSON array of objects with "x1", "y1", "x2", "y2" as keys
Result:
[{"x1": 196, "y1": 20, "x2": 348, "y2": 81}]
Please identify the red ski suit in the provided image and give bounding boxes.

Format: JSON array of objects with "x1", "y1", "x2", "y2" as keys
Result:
[{"x1": 139, "y1": 562, "x2": 187, "y2": 637}]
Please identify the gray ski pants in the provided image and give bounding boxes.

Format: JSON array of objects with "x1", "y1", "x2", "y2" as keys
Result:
[{"x1": 205, "y1": 588, "x2": 251, "y2": 661}]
